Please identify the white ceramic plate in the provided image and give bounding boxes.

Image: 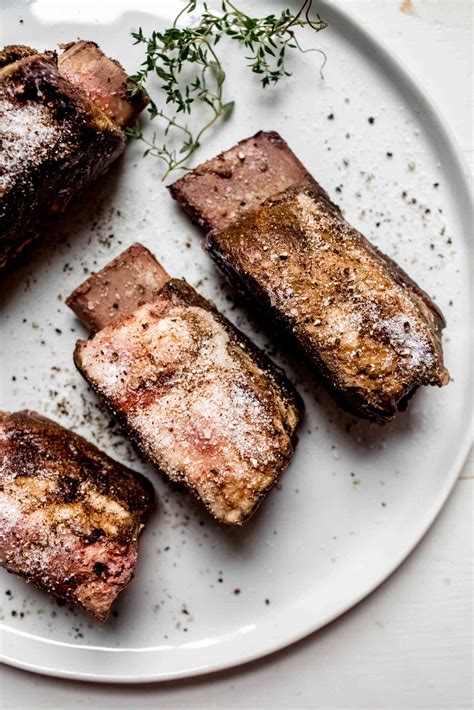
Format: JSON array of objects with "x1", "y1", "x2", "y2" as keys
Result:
[{"x1": 0, "y1": 0, "x2": 472, "y2": 683}]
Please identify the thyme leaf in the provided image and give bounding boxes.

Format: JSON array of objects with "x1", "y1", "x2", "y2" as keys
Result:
[{"x1": 128, "y1": 0, "x2": 327, "y2": 179}]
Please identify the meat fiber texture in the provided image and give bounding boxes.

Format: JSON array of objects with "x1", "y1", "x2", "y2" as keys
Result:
[
  {"x1": 170, "y1": 131, "x2": 449, "y2": 422},
  {"x1": 0, "y1": 410, "x2": 154, "y2": 621},
  {"x1": 68, "y1": 245, "x2": 303, "y2": 525}
]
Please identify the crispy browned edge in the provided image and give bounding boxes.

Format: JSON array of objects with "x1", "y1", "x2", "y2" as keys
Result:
[
  {"x1": 0, "y1": 45, "x2": 37, "y2": 68},
  {"x1": 0, "y1": 408, "x2": 156, "y2": 514}
]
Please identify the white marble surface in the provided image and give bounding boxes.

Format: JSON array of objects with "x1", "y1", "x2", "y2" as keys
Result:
[{"x1": 0, "y1": 1, "x2": 472, "y2": 707}]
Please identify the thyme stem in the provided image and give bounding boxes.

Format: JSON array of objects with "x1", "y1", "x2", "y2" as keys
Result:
[{"x1": 128, "y1": 1, "x2": 327, "y2": 180}]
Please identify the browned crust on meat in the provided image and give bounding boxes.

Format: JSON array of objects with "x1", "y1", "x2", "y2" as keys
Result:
[
  {"x1": 68, "y1": 247, "x2": 303, "y2": 524},
  {"x1": 169, "y1": 131, "x2": 449, "y2": 422},
  {"x1": 66, "y1": 244, "x2": 170, "y2": 333},
  {"x1": 58, "y1": 41, "x2": 149, "y2": 128},
  {"x1": 0, "y1": 45, "x2": 37, "y2": 68},
  {"x1": 205, "y1": 183, "x2": 449, "y2": 421},
  {"x1": 0, "y1": 410, "x2": 154, "y2": 621},
  {"x1": 0, "y1": 51, "x2": 126, "y2": 271},
  {"x1": 0, "y1": 39, "x2": 149, "y2": 273},
  {"x1": 169, "y1": 130, "x2": 321, "y2": 232}
]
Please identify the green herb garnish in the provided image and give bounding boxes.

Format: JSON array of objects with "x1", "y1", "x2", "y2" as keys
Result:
[{"x1": 128, "y1": 0, "x2": 327, "y2": 179}]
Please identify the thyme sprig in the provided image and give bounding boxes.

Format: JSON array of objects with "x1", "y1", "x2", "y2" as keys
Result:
[{"x1": 128, "y1": 0, "x2": 327, "y2": 179}]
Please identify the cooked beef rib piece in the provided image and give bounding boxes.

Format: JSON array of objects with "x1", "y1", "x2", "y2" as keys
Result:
[
  {"x1": 58, "y1": 40, "x2": 147, "y2": 129},
  {"x1": 169, "y1": 131, "x2": 449, "y2": 422},
  {"x1": 0, "y1": 41, "x2": 148, "y2": 271},
  {"x1": 0, "y1": 410, "x2": 154, "y2": 621},
  {"x1": 67, "y1": 244, "x2": 303, "y2": 525}
]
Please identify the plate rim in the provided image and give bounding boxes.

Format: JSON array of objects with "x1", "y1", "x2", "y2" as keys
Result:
[{"x1": 1, "y1": 0, "x2": 472, "y2": 683}]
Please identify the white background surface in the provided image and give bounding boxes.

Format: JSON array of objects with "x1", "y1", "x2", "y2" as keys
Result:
[{"x1": 0, "y1": 0, "x2": 472, "y2": 707}]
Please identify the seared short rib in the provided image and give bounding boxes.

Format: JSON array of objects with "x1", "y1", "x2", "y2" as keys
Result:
[
  {"x1": 0, "y1": 41, "x2": 148, "y2": 271},
  {"x1": 67, "y1": 244, "x2": 303, "y2": 524},
  {"x1": 170, "y1": 131, "x2": 449, "y2": 422},
  {"x1": 0, "y1": 410, "x2": 154, "y2": 621}
]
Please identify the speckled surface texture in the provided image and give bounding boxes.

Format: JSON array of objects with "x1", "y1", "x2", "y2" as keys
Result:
[
  {"x1": 0, "y1": 410, "x2": 154, "y2": 621},
  {"x1": 0, "y1": 0, "x2": 471, "y2": 696}
]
